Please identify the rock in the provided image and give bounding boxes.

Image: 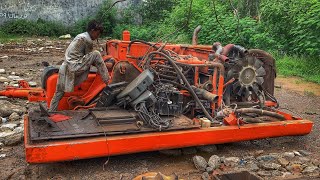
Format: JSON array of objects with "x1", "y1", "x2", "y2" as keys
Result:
[
  {"x1": 182, "y1": 147, "x2": 197, "y2": 155},
  {"x1": 7, "y1": 75, "x2": 23, "y2": 81},
  {"x1": 10, "y1": 72, "x2": 16, "y2": 75},
  {"x1": 1, "y1": 117, "x2": 7, "y2": 123},
  {"x1": 242, "y1": 156, "x2": 255, "y2": 163},
  {"x1": 28, "y1": 81, "x2": 37, "y2": 87},
  {"x1": 302, "y1": 166, "x2": 319, "y2": 174},
  {"x1": 205, "y1": 166, "x2": 214, "y2": 173},
  {"x1": 286, "y1": 164, "x2": 303, "y2": 173},
  {"x1": 0, "y1": 100, "x2": 26, "y2": 117},
  {"x1": 0, "y1": 154, "x2": 6, "y2": 158},
  {"x1": 201, "y1": 172, "x2": 209, "y2": 180},
  {"x1": 293, "y1": 151, "x2": 302, "y2": 156},
  {"x1": 159, "y1": 149, "x2": 182, "y2": 156},
  {"x1": 283, "y1": 152, "x2": 295, "y2": 158},
  {"x1": 281, "y1": 172, "x2": 293, "y2": 178},
  {"x1": 59, "y1": 34, "x2": 72, "y2": 39},
  {"x1": 38, "y1": 47, "x2": 44, "y2": 51},
  {"x1": 193, "y1": 155, "x2": 207, "y2": 171},
  {"x1": 247, "y1": 163, "x2": 260, "y2": 172},
  {"x1": 259, "y1": 162, "x2": 281, "y2": 170},
  {"x1": 0, "y1": 56, "x2": 8, "y2": 59},
  {"x1": 278, "y1": 157, "x2": 289, "y2": 167},
  {"x1": 13, "y1": 127, "x2": 23, "y2": 133},
  {"x1": 0, "y1": 96, "x2": 8, "y2": 100},
  {"x1": 196, "y1": 145, "x2": 217, "y2": 153},
  {"x1": 0, "y1": 142, "x2": 3, "y2": 147},
  {"x1": 0, "y1": 76, "x2": 9, "y2": 83},
  {"x1": 257, "y1": 171, "x2": 272, "y2": 177},
  {"x1": 0, "y1": 69, "x2": 5, "y2": 74},
  {"x1": 298, "y1": 150, "x2": 312, "y2": 156},
  {"x1": 253, "y1": 150, "x2": 264, "y2": 156},
  {"x1": 0, "y1": 131, "x2": 23, "y2": 145},
  {"x1": 271, "y1": 170, "x2": 283, "y2": 176},
  {"x1": 1, "y1": 123, "x2": 18, "y2": 131},
  {"x1": 311, "y1": 159, "x2": 320, "y2": 167},
  {"x1": 256, "y1": 154, "x2": 277, "y2": 162},
  {"x1": 224, "y1": 157, "x2": 240, "y2": 167},
  {"x1": 9, "y1": 112, "x2": 20, "y2": 121},
  {"x1": 298, "y1": 157, "x2": 311, "y2": 163},
  {"x1": 208, "y1": 155, "x2": 221, "y2": 169}
]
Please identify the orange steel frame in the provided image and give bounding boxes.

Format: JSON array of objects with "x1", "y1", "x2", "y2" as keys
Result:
[{"x1": 25, "y1": 115, "x2": 313, "y2": 163}]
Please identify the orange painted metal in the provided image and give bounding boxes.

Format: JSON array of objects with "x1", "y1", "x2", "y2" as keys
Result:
[
  {"x1": 0, "y1": 87, "x2": 46, "y2": 101},
  {"x1": 24, "y1": 114, "x2": 313, "y2": 163}
]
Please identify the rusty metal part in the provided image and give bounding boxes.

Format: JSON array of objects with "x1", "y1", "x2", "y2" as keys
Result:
[
  {"x1": 192, "y1": 25, "x2": 202, "y2": 45},
  {"x1": 192, "y1": 86, "x2": 218, "y2": 102},
  {"x1": 235, "y1": 108, "x2": 285, "y2": 120}
]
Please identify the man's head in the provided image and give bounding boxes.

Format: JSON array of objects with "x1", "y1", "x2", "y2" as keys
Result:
[{"x1": 87, "y1": 20, "x2": 104, "y2": 40}]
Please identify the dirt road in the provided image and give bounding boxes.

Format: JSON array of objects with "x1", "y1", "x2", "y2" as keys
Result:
[{"x1": 0, "y1": 39, "x2": 319, "y2": 179}]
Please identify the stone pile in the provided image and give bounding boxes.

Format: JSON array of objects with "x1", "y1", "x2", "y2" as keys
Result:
[
  {"x1": 193, "y1": 150, "x2": 319, "y2": 179},
  {"x1": 0, "y1": 100, "x2": 26, "y2": 146}
]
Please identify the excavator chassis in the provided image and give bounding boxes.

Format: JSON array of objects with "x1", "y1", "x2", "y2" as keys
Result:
[{"x1": 19, "y1": 31, "x2": 313, "y2": 163}]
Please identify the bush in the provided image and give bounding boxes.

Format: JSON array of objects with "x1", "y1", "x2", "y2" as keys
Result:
[{"x1": 0, "y1": 19, "x2": 68, "y2": 37}]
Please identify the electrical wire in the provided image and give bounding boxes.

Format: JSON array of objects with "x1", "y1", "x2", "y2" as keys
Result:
[{"x1": 94, "y1": 109, "x2": 110, "y2": 171}]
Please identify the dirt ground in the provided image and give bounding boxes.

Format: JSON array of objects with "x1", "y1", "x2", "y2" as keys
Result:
[{"x1": 0, "y1": 39, "x2": 319, "y2": 180}]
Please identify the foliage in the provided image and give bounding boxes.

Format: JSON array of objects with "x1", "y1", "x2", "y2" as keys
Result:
[
  {"x1": 260, "y1": 0, "x2": 320, "y2": 56},
  {"x1": 0, "y1": 19, "x2": 68, "y2": 37},
  {"x1": 275, "y1": 54, "x2": 320, "y2": 84},
  {"x1": 71, "y1": 0, "x2": 116, "y2": 37},
  {"x1": 0, "y1": 30, "x2": 24, "y2": 43}
]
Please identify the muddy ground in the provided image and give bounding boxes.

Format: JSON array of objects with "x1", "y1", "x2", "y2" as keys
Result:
[{"x1": 0, "y1": 39, "x2": 319, "y2": 180}]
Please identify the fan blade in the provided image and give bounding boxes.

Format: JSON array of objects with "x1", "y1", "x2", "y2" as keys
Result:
[
  {"x1": 248, "y1": 57, "x2": 255, "y2": 66},
  {"x1": 256, "y1": 77, "x2": 264, "y2": 85},
  {"x1": 241, "y1": 58, "x2": 248, "y2": 67},
  {"x1": 237, "y1": 59, "x2": 244, "y2": 67},
  {"x1": 237, "y1": 86, "x2": 245, "y2": 96},
  {"x1": 256, "y1": 66, "x2": 266, "y2": 77},
  {"x1": 233, "y1": 64, "x2": 242, "y2": 72},
  {"x1": 233, "y1": 72, "x2": 239, "y2": 79},
  {"x1": 254, "y1": 59, "x2": 263, "y2": 69},
  {"x1": 244, "y1": 86, "x2": 250, "y2": 99},
  {"x1": 232, "y1": 81, "x2": 241, "y2": 91}
]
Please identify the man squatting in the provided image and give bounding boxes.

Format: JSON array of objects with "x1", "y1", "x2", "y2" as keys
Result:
[{"x1": 49, "y1": 20, "x2": 110, "y2": 111}]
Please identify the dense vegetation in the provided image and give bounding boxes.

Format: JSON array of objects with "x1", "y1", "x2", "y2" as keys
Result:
[{"x1": 0, "y1": 0, "x2": 319, "y2": 83}]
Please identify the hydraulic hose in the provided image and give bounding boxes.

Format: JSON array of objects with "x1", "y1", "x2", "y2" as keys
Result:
[
  {"x1": 144, "y1": 51, "x2": 215, "y2": 122},
  {"x1": 235, "y1": 108, "x2": 285, "y2": 120}
]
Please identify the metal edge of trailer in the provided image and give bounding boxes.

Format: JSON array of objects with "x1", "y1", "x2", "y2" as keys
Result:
[{"x1": 24, "y1": 116, "x2": 313, "y2": 164}]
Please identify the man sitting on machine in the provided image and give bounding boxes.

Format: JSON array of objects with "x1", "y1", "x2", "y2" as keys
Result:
[{"x1": 49, "y1": 20, "x2": 110, "y2": 111}]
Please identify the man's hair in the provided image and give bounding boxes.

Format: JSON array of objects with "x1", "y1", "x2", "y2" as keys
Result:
[{"x1": 87, "y1": 20, "x2": 104, "y2": 33}]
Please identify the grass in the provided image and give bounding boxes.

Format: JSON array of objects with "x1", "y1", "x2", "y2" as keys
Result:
[
  {"x1": 0, "y1": 30, "x2": 26, "y2": 44},
  {"x1": 274, "y1": 53, "x2": 320, "y2": 84}
]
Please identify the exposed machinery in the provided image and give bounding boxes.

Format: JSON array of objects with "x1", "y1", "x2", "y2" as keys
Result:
[{"x1": 1, "y1": 29, "x2": 312, "y2": 163}]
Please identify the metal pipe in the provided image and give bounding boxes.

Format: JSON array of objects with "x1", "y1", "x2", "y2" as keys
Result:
[
  {"x1": 235, "y1": 108, "x2": 285, "y2": 120},
  {"x1": 192, "y1": 86, "x2": 218, "y2": 102},
  {"x1": 222, "y1": 44, "x2": 247, "y2": 57},
  {"x1": 192, "y1": 25, "x2": 202, "y2": 45}
]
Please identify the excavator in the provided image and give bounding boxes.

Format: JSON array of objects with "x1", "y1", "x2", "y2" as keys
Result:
[{"x1": 0, "y1": 29, "x2": 313, "y2": 163}]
